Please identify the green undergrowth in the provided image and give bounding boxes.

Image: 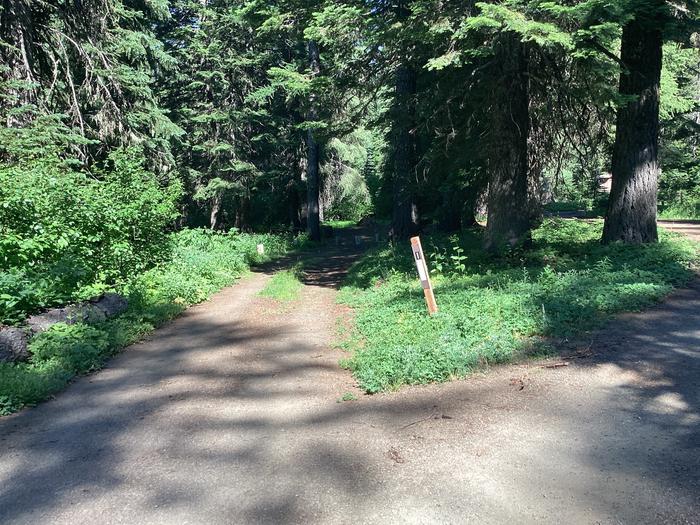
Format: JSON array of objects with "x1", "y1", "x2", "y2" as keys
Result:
[
  {"x1": 659, "y1": 200, "x2": 700, "y2": 220},
  {"x1": 338, "y1": 219, "x2": 698, "y2": 394},
  {"x1": 543, "y1": 199, "x2": 606, "y2": 218},
  {"x1": 337, "y1": 392, "x2": 357, "y2": 402},
  {"x1": 324, "y1": 219, "x2": 358, "y2": 229},
  {"x1": 259, "y1": 266, "x2": 304, "y2": 302},
  {"x1": 0, "y1": 229, "x2": 289, "y2": 415}
]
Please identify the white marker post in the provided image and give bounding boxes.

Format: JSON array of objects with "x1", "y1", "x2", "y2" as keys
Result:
[
  {"x1": 410, "y1": 236, "x2": 438, "y2": 315},
  {"x1": 256, "y1": 244, "x2": 265, "y2": 255}
]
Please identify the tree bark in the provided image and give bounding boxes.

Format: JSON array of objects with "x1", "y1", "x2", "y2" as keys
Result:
[
  {"x1": 288, "y1": 179, "x2": 302, "y2": 232},
  {"x1": 483, "y1": 32, "x2": 531, "y2": 251},
  {"x1": 210, "y1": 193, "x2": 221, "y2": 230},
  {"x1": 390, "y1": 0, "x2": 419, "y2": 241},
  {"x1": 391, "y1": 63, "x2": 419, "y2": 240},
  {"x1": 306, "y1": 40, "x2": 322, "y2": 242},
  {"x1": 234, "y1": 195, "x2": 250, "y2": 231},
  {"x1": 602, "y1": 12, "x2": 662, "y2": 244}
]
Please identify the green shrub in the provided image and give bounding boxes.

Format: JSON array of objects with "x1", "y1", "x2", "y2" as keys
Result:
[
  {"x1": 0, "y1": 148, "x2": 181, "y2": 323},
  {"x1": 659, "y1": 200, "x2": 700, "y2": 220},
  {"x1": 30, "y1": 324, "x2": 110, "y2": 374},
  {"x1": 659, "y1": 167, "x2": 700, "y2": 219},
  {"x1": 0, "y1": 361, "x2": 72, "y2": 415},
  {"x1": 338, "y1": 392, "x2": 357, "y2": 402}
]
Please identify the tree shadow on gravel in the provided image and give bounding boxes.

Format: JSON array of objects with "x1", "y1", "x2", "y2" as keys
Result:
[
  {"x1": 0, "y1": 312, "x2": 373, "y2": 523},
  {"x1": 555, "y1": 280, "x2": 700, "y2": 493},
  {"x1": 1, "y1": 235, "x2": 698, "y2": 523}
]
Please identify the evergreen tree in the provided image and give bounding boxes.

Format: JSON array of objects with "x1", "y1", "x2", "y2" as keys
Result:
[
  {"x1": 0, "y1": 0, "x2": 180, "y2": 166},
  {"x1": 603, "y1": 3, "x2": 664, "y2": 244},
  {"x1": 306, "y1": 39, "x2": 323, "y2": 240},
  {"x1": 389, "y1": 0, "x2": 420, "y2": 240},
  {"x1": 483, "y1": 31, "x2": 531, "y2": 250},
  {"x1": 601, "y1": 0, "x2": 699, "y2": 243},
  {"x1": 2, "y1": 0, "x2": 699, "y2": 243}
]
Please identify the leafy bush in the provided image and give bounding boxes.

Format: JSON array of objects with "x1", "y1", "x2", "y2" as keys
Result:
[
  {"x1": 339, "y1": 219, "x2": 698, "y2": 393},
  {"x1": 543, "y1": 196, "x2": 608, "y2": 217},
  {"x1": 659, "y1": 168, "x2": 700, "y2": 219},
  {"x1": 0, "y1": 229, "x2": 290, "y2": 415},
  {"x1": 0, "y1": 361, "x2": 72, "y2": 415},
  {"x1": 659, "y1": 198, "x2": 700, "y2": 220},
  {"x1": 30, "y1": 324, "x2": 110, "y2": 373},
  {"x1": 0, "y1": 148, "x2": 182, "y2": 323}
]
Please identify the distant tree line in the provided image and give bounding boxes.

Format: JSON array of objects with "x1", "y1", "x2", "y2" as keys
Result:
[{"x1": 1, "y1": 0, "x2": 698, "y2": 246}]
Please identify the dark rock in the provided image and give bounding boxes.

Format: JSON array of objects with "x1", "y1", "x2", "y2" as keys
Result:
[
  {"x1": 0, "y1": 326, "x2": 30, "y2": 363},
  {"x1": 91, "y1": 293, "x2": 128, "y2": 318},
  {"x1": 26, "y1": 304, "x2": 107, "y2": 334},
  {"x1": 26, "y1": 309, "x2": 68, "y2": 333},
  {"x1": 22, "y1": 293, "x2": 127, "y2": 335}
]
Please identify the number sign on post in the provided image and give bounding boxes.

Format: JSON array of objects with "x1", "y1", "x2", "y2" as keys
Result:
[{"x1": 410, "y1": 236, "x2": 438, "y2": 315}]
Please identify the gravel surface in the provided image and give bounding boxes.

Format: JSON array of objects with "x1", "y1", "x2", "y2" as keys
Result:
[
  {"x1": 0, "y1": 237, "x2": 698, "y2": 524},
  {"x1": 659, "y1": 220, "x2": 700, "y2": 241}
]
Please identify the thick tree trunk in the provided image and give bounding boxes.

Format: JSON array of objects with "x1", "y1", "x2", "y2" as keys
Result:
[
  {"x1": 484, "y1": 32, "x2": 531, "y2": 251},
  {"x1": 306, "y1": 128, "x2": 321, "y2": 240},
  {"x1": 390, "y1": 1, "x2": 419, "y2": 241},
  {"x1": 306, "y1": 40, "x2": 322, "y2": 242},
  {"x1": 391, "y1": 62, "x2": 419, "y2": 240},
  {"x1": 288, "y1": 180, "x2": 302, "y2": 231},
  {"x1": 439, "y1": 187, "x2": 464, "y2": 232},
  {"x1": 602, "y1": 13, "x2": 662, "y2": 244}
]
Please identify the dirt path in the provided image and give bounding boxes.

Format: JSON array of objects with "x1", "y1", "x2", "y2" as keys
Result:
[
  {"x1": 659, "y1": 220, "x2": 700, "y2": 241},
  {"x1": 0, "y1": 231, "x2": 699, "y2": 524}
]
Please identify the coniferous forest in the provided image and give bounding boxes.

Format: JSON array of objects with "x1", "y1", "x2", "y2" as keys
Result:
[
  {"x1": 1, "y1": 1, "x2": 700, "y2": 409},
  {"x1": 3, "y1": 0, "x2": 699, "y2": 240}
]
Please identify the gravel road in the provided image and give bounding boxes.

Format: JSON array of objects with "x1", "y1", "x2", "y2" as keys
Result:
[{"x1": 0, "y1": 239, "x2": 698, "y2": 524}]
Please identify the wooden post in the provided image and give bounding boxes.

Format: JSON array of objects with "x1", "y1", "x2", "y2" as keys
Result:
[{"x1": 410, "y1": 236, "x2": 438, "y2": 315}]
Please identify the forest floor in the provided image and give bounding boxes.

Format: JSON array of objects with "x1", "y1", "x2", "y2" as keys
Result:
[{"x1": 0, "y1": 226, "x2": 698, "y2": 524}]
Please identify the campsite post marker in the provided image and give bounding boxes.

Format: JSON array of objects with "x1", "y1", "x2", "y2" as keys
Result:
[{"x1": 410, "y1": 236, "x2": 438, "y2": 315}]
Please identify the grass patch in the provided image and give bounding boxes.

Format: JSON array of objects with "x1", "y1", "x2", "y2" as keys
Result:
[
  {"x1": 338, "y1": 219, "x2": 698, "y2": 394},
  {"x1": 543, "y1": 199, "x2": 606, "y2": 218},
  {"x1": 337, "y1": 392, "x2": 357, "y2": 402},
  {"x1": 324, "y1": 219, "x2": 357, "y2": 229},
  {"x1": 259, "y1": 268, "x2": 304, "y2": 302},
  {"x1": 0, "y1": 229, "x2": 290, "y2": 415}
]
